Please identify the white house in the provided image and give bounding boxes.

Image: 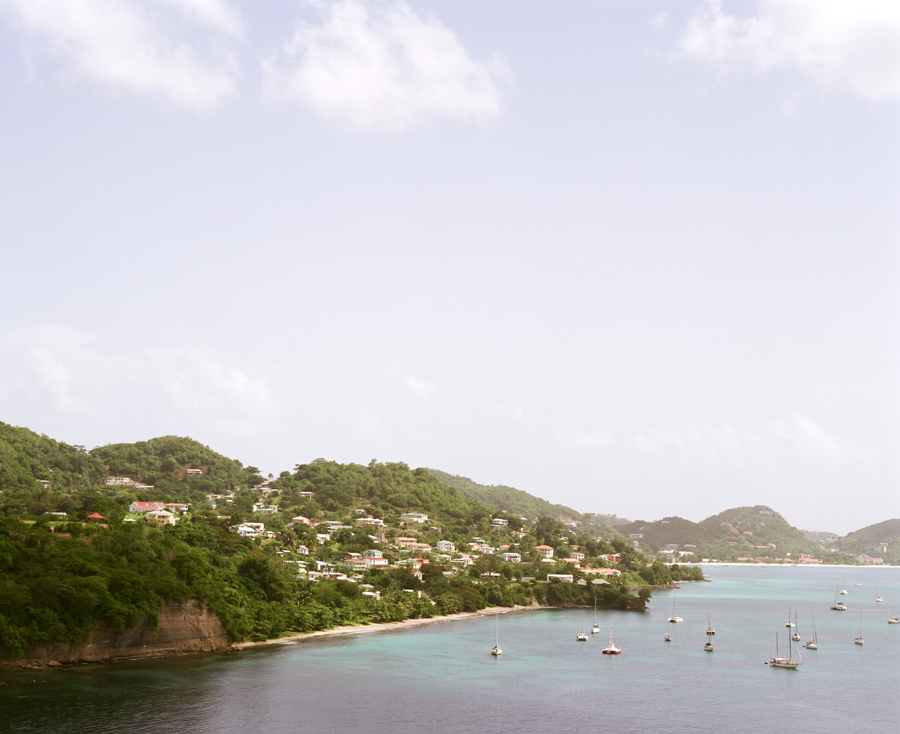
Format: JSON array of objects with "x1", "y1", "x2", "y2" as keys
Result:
[
  {"x1": 535, "y1": 545, "x2": 554, "y2": 559},
  {"x1": 400, "y1": 513, "x2": 428, "y2": 525},
  {"x1": 146, "y1": 510, "x2": 175, "y2": 526},
  {"x1": 491, "y1": 518, "x2": 508, "y2": 527},
  {"x1": 502, "y1": 552, "x2": 522, "y2": 563},
  {"x1": 436, "y1": 540, "x2": 456, "y2": 553}
]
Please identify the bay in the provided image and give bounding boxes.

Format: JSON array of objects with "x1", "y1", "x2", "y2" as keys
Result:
[{"x1": 2, "y1": 565, "x2": 898, "y2": 734}]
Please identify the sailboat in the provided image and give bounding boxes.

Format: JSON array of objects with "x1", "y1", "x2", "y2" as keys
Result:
[
  {"x1": 668, "y1": 590, "x2": 683, "y2": 623},
  {"x1": 888, "y1": 597, "x2": 899, "y2": 624},
  {"x1": 839, "y1": 577, "x2": 848, "y2": 595},
  {"x1": 491, "y1": 613, "x2": 501, "y2": 656},
  {"x1": 767, "y1": 632, "x2": 801, "y2": 669},
  {"x1": 602, "y1": 621, "x2": 621, "y2": 654},
  {"x1": 576, "y1": 612, "x2": 588, "y2": 642},
  {"x1": 875, "y1": 587, "x2": 883, "y2": 603},
  {"x1": 706, "y1": 607, "x2": 715, "y2": 636},
  {"x1": 785, "y1": 606, "x2": 795, "y2": 627},
  {"x1": 854, "y1": 575, "x2": 863, "y2": 587},
  {"x1": 792, "y1": 609, "x2": 801, "y2": 642},
  {"x1": 855, "y1": 615, "x2": 864, "y2": 645},
  {"x1": 831, "y1": 583, "x2": 848, "y2": 611},
  {"x1": 591, "y1": 597, "x2": 601, "y2": 634},
  {"x1": 803, "y1": 615, "x2": 818, "y2": 649}
]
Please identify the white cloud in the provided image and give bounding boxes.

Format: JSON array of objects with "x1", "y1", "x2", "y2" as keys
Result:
[
  {"x1": 1, "y1": 0, "x2": 243, "y2": 107},
  {"x1": 679, "y1": 0, "x2": 900, "y2": 101},
  {"x1": 406, "y1": 375, "x2": 437, "y2": 396},
  {"x1": 263, "y1": 0, "x2": 510, "y2": 130},
  {"x1": 634, "y1": 415, "x2": 870, "y2": 464},
  {"x1": 0, "y1": 325, "x2": 272, "y2": 434}
]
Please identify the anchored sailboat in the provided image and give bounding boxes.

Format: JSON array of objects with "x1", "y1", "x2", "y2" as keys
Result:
[
  {"x1": 889, "y1": 596, "x2": 899, "y2": 624},
  {"x1": 767, "y1": 632, "x2": 801, "y2": 669},
  {"x1": 875, "y1": 587, "x2": 884, "y2": 603},
  {"x1": 831, "y1": 583, "x2": 848, "y2": 611},
  {"x1": 803, "y1": 615, "x2": 818, "y2": 649},
  {"x1": 602, "y1": 621, "x2": 621, "y2": 654},
  {"x1": 491, "y1": 613, "x2": 501, "y2": 656},
  {"x1": 668, "y1": 590, "x2": 683, "y2": 623},
  {"x1": 576, "y1": 612, "x2": 588, "y2": 642},
  {"x1": 855, "y1": 615, "x2": 864, "y2": 645},
  {"x1": 792, "y1": 609, "x2": 801, "y2": 642},
  {"x1": 706, "y1": 607, "x2": 715, "y2": 636},
  {"x1": 591, "y1": 596, "x2": 601, "y2": 634}
]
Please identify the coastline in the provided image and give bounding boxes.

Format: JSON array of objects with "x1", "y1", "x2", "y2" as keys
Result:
[
  {"x1": 697, "y1": 562, "x2": 898, "y2": 568},
  {"x1": 233, "y1": 604, "x2": 549, "y2": 651}
]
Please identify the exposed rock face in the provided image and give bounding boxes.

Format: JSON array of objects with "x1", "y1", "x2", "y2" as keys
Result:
[{"x1": 3, "y1": 600, "x2": 231, "y2": 668}]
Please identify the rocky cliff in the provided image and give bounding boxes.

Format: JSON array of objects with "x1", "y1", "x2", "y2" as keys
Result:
[{"x1": 1, "y1": 600, "x2": 231, "y2": 668}]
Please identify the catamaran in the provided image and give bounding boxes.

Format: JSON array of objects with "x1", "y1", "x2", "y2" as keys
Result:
[
  {"x1": 491, "y1": 613, "x2": 502, "y2": 656},
  {"x1": 831, "y1": 583, "x2": 848, "y2": 611},
  {"x1": 768, "y1": 632, "x2": 801, "y2": 669},
  {"x1": 668, "y1": 590, "x2": 683, "y2": 623},
  {"x1": 602, "y1": 621, "x2": 621, "y2": 654},
  {"x1": 576, "y1": 613, "x2": 588, "y2": 642},
  {"x1": 803, "y1": 615, "x2": 818, "y2": 649}
]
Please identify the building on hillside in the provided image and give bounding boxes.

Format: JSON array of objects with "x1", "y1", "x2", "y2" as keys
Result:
[
  {"x1": 535, "y1": 545, "x2": 554, "y2": 559},
  {"x1": 185, "y1": 469, "x2": 203, "y2": 477},
  {"x1": 106, "y1": 477, "x2": 136, "y2": 485},
  {"x1": 165, "y1": 503, "x2": 189, "y2": 513},
  {"x1": 298, "y1": 491, "x2": 315, "y2": 498},
  {"x1": 502, "y1": 552, "x2": 521, "y2": 563},
  {"x1": 491, "y1": 518, "x2": 508, "y2": 527},
  {"x1": 395, "y1": 537, "x2": 418, "y2": 549},
  {"x1": 547, "y1": 574, "x2": 574, "y2": 583},
  {"x1": 356, "y1": 517, "x2": 386, "y2": 527},
  {"x1": 146, "y1": 510, "x2": 175, "y2": 526},
  {"x1": 593, "y1": 568, "x2": 621, "y2": 578},
  {"x1": 130, "y1": 501, "x2": 166, "y2": 513},
  {"x1": 291, "y1": 516, "x2": 311, "y2": 526},
  {"x1": 296, "y1": 545, "x2": 309, "y2": 555},
  {"x1": 436, "y1": 540, "x2": 455, "y2": 553},
  {"x1": 570, "y1": 551, "x2": 585, "y2": 561},
  {"x1": 401, "y1": 512, "x2": 428, "y2": 525}
]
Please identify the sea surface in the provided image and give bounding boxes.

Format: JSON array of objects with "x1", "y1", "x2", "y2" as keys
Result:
[{"x1": 1, "y1": 565, "x2": 898, "y2": 734}]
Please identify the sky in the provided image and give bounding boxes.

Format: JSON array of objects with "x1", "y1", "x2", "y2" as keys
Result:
[{"x1": 0, "y1": 0, "x2": 898, "y2": 535}]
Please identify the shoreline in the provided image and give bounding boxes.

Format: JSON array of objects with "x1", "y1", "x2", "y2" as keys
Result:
[
  {"x1": 697, "y1": 562, "x2": 898, "y2": 568},
  {"x1": 233, "y1": 604, "x2": 550, "y2": 650}
]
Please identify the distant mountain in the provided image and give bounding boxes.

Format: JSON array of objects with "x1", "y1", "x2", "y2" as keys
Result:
[
  {"x1": 833, "y1": 519, "x2": 900, "y2": 564},
  {"x1": 427, "y1": 469, "x2": 582, "y2": 522},
  {"x1": 620, "y1": 505, "x2": 826, "y2": 560}
]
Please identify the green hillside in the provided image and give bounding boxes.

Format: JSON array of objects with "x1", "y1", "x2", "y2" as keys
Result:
[
  {"x1": 427, "y1": 469, "x2": 582, "y2": 522},
  {"x1": 91, "y1": 436, "x2": 258, "y2": 500},
  {"x1": 833, "y1": 519, "x2": 900, "y2": 564},
  {"x1": 620, "y1": 506, "x2": 829, "y2": 561},
  {"x1": 0, "y1": 421, "x2": 107, "y2": 492}
]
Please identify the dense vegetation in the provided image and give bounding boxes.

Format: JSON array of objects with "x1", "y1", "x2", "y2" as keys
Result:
[
  {"x1": 427, "y1": 469, "x2": 583, "y2": 522},
  {"x1": 832, "y1": 519, "x2": 900, "y2": 564},
  {"x1": 620, "y1": 506, "x2": 836, "y2": 562}
]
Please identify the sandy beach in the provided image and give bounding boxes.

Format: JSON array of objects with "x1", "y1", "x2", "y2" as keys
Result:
[{"x1": 233, "y1": 604, "x2": 548, "y2": 650}]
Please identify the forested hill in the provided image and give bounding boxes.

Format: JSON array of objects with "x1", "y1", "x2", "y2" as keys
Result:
[
  {"x1": 833, "y1": 519, "x2": 900, "y2": 564},
  {"x1": 427, "y1": 469, "x2": 582, "y2": 522},
  {"x1": 620, "y1": 505, "x2": 826, "y2": 560},
  {"x1": 0, "y1": 421, "x2": 107, "y2": 491},
  {"x1": 91, "y1": 436, "x2": 259, "y2": 496}
]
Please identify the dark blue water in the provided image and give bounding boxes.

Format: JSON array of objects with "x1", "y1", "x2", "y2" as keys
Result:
[{"x1": 2, "y1": 565, "x2": 898, "y2": 734}]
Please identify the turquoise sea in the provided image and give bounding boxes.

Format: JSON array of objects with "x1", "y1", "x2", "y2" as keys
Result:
[{"x1": 2, "y1": 565, "x2": 898, "y2": 734}]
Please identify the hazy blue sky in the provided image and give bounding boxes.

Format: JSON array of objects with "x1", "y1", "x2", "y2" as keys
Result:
[{"x1": 1, "y1": 1, "x2": 898, "y2": 534}]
